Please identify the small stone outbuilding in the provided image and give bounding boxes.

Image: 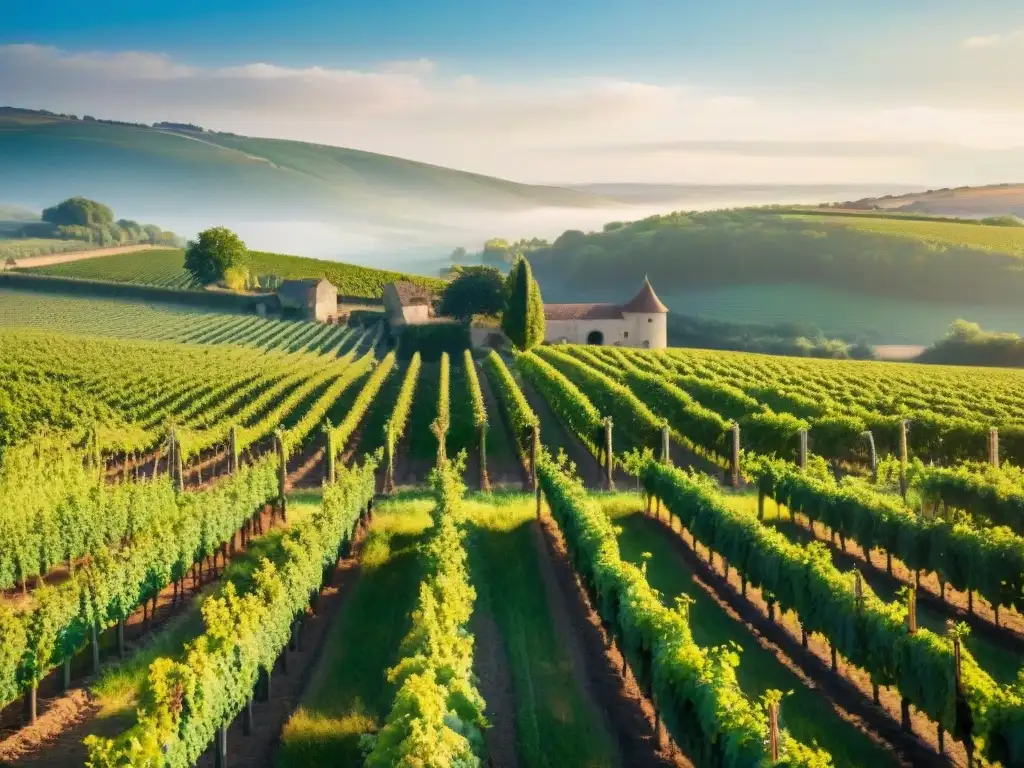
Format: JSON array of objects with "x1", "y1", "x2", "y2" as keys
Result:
[
  {"x1": 382, "y1": 281, "x2": 437, "y2": 326},
  {"x1": 277, "y1": 278, "x2": 337, "y2": 322}
]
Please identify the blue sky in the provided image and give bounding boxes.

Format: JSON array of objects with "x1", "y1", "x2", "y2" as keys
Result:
[{"x1": 3, "y1": 1, "x2": 1024, "y2": 184}]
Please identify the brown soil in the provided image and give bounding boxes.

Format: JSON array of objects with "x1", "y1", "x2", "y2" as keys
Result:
[
  {"x1": 646, "y1": 507, "x2": 964, "y2": 767},
  {"x1": 534, "y1": 516, "x2": 692, "y2": 768},
  {"x1": 0, "y1": 691, "x2": 95, "y2": 765},
  {"x1": 0, "y1": 505, "x2": 281, "y2": 764},
  {"x1": 470, "y1": 611, "x2": 519, "y2": 768},
  {"x1": 518, "y1": 379, "x2": 603, "y2": 490},
  {"x1": 475, "y1": 361, "x2": 531, "y2": 491},
  {"x1": 286, "y1": 443, "x2": 326, "y2": 491},
  {"x1": 198, "y1": 522, "x2": 368, "y2": 768}
]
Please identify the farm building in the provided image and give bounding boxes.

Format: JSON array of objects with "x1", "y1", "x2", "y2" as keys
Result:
[
  {"x1": 543, "y1": 277, "x2": 668, "y2": 349},
  {"x1": 382, "y1": 281, "x2": 437, "y2": 326},
  {"x1": 276, "y1": 278, "x2": 338, "y2": 322}
]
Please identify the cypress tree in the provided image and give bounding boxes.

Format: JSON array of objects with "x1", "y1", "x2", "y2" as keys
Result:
[{"x1": 502, "y1": 257, "x2": 545, "y2": 350}]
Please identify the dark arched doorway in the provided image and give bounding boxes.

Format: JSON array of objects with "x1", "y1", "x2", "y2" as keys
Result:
[{"x1": 586, "y1": 330, "x2": 604, "y2": 345}]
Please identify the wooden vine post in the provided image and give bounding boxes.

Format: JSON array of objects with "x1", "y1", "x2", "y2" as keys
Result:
[
  {"x1": 384, "y1": 419, "x2": 396, "y2": 495},
  {"x1": 275, "y1": 430, "x2": 287, "y2": 522},
  {"x1": 325, "y1": 425, "x2": 336, "y2": 485},
  {"x1": 530, "y1": 425, "x2": 540, "y2": 492},
  {"x1": 767, "y1": 695, "x2": 781, "y2": 762},
  {"x1": 229, "y1": 424, "x2": 239, "y2": 474},
  {"x1": 603, "y1": 417, "x2": 615, "y2": 491},
  {"x1": 242, "y1": 695, "x2": 254, "y2": 736},
  {"x1": 479, "y1": 421, "x2": 490, "y2": 492},
  {"x1": 989, "y1": 427, "x2": 999, "y2": 468},
  {"x1": 900, "y1": 585, "x2": 917, "y2": 733},
  {"x1": 169, "y1": 428, "x2": 184, "y2": 493},
  {"x1": 898, "y1": 419, "x2": 909, "y2": 500},
  {"x1": 729, "y1": 423, "x2": 741, "y2": 489},
  {"x1": 214, "y1": 722, "x2": 228, "y2": 768},
  {"x1": 862, "y1": 430, "x2": 877, "y2": 481},
  {"x1": 660, "y1": 423, "x2": 671, "y2": 466},
  {"x1": 797, "y1": 428, "x2": 808, "y2": 470}
]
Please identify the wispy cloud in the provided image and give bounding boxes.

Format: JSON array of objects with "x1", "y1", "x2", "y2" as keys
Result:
[
  {"x1": 3, "y1": 43, "x2": 1024, "y2": 185},
  {"x1": 963, "y1": 29, "x2": 1024, "y2": 49}
]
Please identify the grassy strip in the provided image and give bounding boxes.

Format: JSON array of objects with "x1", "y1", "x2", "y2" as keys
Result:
[
  {"x1": 465, "y1": 493, "x2": 617, "y2": 767},
  {"x1": 277, "y1": 494, "x2": 434, "y2": 766}
]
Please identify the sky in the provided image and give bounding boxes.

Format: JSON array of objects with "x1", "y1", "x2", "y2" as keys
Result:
[{"x1": 4, "y1": 0, "x2": 1024, "y2": 185}]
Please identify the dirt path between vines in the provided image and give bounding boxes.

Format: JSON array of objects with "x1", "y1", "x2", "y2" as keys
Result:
[
  {"x1": 534, "y1": 516, "x2": 691, "y2": 768},
  {"x1": 199, "y1": 525, "x2": 367, "y2": 768},
  {"x1": 788, "y1": 510, "x2": 1024, "y2": 650},
  {"x1": 476, "y1": 361, "x2": 530, "y2": 491},
  {"x1": 518, "y1": 379, "x2": 603, "y2": 490},
  {"x1": 470, "y1": 612, "x2": 519, "y2": 768}
]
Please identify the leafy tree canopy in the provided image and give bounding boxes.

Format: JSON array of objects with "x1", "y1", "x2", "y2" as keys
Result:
[
  {"x1": 184, "y1": 227, "x2": 249, "y2": 285},
  {"x1": 42, "y1": 197, "x2": 114, "y2": 228},
  {"x1": 439, "y1": 265, "x2": 506, "y2": 321}
]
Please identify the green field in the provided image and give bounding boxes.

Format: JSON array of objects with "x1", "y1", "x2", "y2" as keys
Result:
[
  {"x1": 784, "y1": 213, "x2": 1024, "y2": 257},
  {"x1": 17, "y1": 247, "x2": 443, "y2": 298},
  {"x1": 662, "y1": 283, "x2": 1024, "y2": 344}
]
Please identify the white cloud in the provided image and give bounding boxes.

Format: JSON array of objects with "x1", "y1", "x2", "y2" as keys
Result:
[
  {"x1": 963, "y1": 29, "x2": 1023, "y2": 49},
  {"x1": 2, "y1": 43, "x2": 1024, "y2": 185}
]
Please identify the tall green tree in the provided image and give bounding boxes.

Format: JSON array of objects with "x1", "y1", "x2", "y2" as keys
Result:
[
  {"x1": 502, "y1": 257, "x2": 545, "y2": 350},
  {"x1": 41, "y1": 197, "x2": 114, "y2": 228},
  {"x1": 184, "y1": 227, "x2": 249, "y2": 285}
]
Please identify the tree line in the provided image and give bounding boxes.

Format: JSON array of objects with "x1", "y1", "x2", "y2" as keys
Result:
[{"x1": 14, "y1": 197, "x2": 182, "y2": 248}]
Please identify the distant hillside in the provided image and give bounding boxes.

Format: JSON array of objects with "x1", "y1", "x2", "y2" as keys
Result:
[
  {"x1": 0, "y1": 106, "x2": 610, "y2": 232},
  {"x1": 526, "y1": 208, "x2": 1024, "y2": 343},
  {"x1": 837, "y1": 184, "x2": 1024, "y2": 219}
]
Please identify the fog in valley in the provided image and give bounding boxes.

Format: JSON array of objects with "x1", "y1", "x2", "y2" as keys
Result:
[{"x1": 149, "y1": 183, "x2": 917, "y2": 277}]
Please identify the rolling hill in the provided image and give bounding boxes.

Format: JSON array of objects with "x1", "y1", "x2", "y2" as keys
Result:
[
  {"x1": 837, "y1": 184, "x2": 1024, "y2": 219},
  {"x1": 527, "y1": 208, "x2": 1024, "y2": 344},
  {"x1": 0, "y1": 107, "x2": 611, "y2": 233}
]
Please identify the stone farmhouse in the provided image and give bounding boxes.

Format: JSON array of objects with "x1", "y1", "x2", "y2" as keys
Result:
[
  {"x1": 542, "y1": 277, "x2": 668, "y2": 349},
  {"x1": 380, "y1": 276, "x2": 669, "y2": 349}
]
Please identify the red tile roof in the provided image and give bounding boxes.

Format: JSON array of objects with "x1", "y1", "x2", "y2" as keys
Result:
[
  {"x1": 543, "y1": 303, "x2": 624, "y2": 321},
  {"x1": 620, "y1": 277, "x2": 669, "y2": 314}
]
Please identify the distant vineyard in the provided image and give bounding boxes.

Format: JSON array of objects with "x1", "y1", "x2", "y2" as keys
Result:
[
  {"x1": 783, "y1": 213, "x2": 1024, "y2": 257},
  {"x1": 19, "y1": 248, "x2": 196, "y2": 287},
  {"x1": 0, "y1": 288, "x2": 363, "y2": 354},
  {"x1": 247, "y1": 250, "x2": 445, "y2": 298},
  {"x1": 19, "y1": 246, "x2": 446, "y2": 299}
]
